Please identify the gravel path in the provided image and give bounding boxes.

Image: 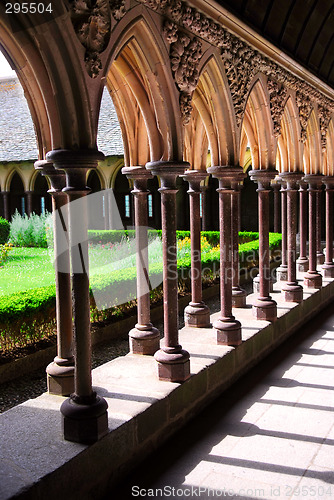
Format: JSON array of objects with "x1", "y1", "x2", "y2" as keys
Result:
[{"x1": 0, "y1": 283, "x2": 254, "y2": 414}]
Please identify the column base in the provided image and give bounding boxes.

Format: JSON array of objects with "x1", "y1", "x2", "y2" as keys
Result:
[
  {"x1": 46, "y1": 359, "x2": 75, "y2": 396},
  {"x1": 304, "y1": 271, "x2": 322, "y2": 288},
  {"x1": 322, "y1": 262, "x2": 334, "y2": 278},
  {"x1": 184, "y1": 302, "x2": 211, "y2": 328},
  {"x1": 232, "y1": 287, "x2": 247, "y2": 308},
  {"x1": 129, "y1": 324, "x2": 160, "y2": 355},
  {"x1": 213, "y1": 316, "x2": 242, "y2": 346},
  {"x1": 253, "y1": 275, "x2": 274, "y2": 293},
  {"x1": 281, "y1": 282, "x2": 303, "y2": 303},
  {"x1": 60, "y1": 393, "x2": 108, "y2": 444},
  {"x1": 296, "y1": 257, "x2": 309, "y2": 273},
  {"x1": 276, "y1": 265, "x2": 288, "y2": 282},
  {"x1": 252, "y1": 296, "x2": 277, "y2": 322},
  {"x1": 317, "y1": 252, "x2": 325, "y2": 265},
  {"x1": 154, "y1": 347, "x2": 190, "y2": 382}
]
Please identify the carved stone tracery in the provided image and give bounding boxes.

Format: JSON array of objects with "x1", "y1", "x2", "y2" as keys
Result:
[
  {"x1": 163, "y1": 20, "x2": 202, "y2": 125},
  {"x1": 137, "y1": 0, "x2": 334, "y2": 135},
  {"x1": 69, "y1": 0, "x2": 125, "y2": 78},
  {"x1": 267, "y1": 78, "x2": 288, "y2": 137}
]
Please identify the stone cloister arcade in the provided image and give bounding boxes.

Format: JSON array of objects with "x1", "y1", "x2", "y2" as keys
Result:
[{"x1": 1, "y1": 0, "x2": 334, "y2": 478}]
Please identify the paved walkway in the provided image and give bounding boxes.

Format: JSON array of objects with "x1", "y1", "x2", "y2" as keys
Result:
[{"x1": 110, "y1": 302, "x2": 334, "y2": 500}]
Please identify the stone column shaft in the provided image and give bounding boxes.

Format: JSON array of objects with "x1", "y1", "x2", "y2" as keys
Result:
[
  {"x1": 2, "y1": 192, "x2": 10, "y2": 220},
  {"x1": 316, "y1": 187, "x2": 325, "y2": 264},
  {"x1": 322, "y1": 177, "x2": 334, "y2": 277},
  {"x1": 280, "y1": 173, "x2": 303, "y2": 303},
  {"x1": 208, "y1": 166, "x2": 244, "y2": 345},
  {"x1": 276, "y1": 183, "x2": 288, "y2": 282},
  {"x1": 273, "y1": 183, "x2": 281, "y2": 233},
  {"x1": 303, "y1": 175, "x2": 323, "y2": 289},
  {"x1": 122, "y1": 166, "x2": 160, "y2": 354},
  {"x1": 34, "y1": 160, "x2": 74, "y2": 396},
  {"x1": 231, "y1": 182, "x2": 247, "y2": 307},
  {"x1": 47, "y1": 149, "x2": 108, "y2": 445},
  {"x1": 183, "y1": 170, "x2": 210, "y2": 327},
  {"x1": 249, "y1": 169, "x2": 277, "y2": 322},
  {"x1": 146, "y1": 161, "x2": 190, "y2": 382},
  {"x1": 25, "y1": 191, "x2": 33, "y2": 216},
  {"x1": 296, "y1": 181, "x2": 309, "y2": 272}
]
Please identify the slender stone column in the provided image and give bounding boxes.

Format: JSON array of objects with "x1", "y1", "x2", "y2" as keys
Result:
[
  {"x1": 207, "y1": 166, "x2": 244, "y2": 345},
  {"x1": 231, "y1": 178, "x2": 247, "y2": 308},
  {"x1": 249, "y1": 169, "x2": 277, "y2": 322},
  {"x1": 2, "y1": 191, "x2": 10, "y2": 220},
  {"x1": 316, "y1": 183, "x2": 325, "y2": 264},
  {"x1": 35, "y1": 160, "x2": 74, "y2": 395},
  {"x1": 272, "y1": 181, "x2": 281, "y2": 233},
  {"x1": 46, "y1": 149, "x2": 108, "y2": 444},
  {"x1": 201, "y1": 185, "x2": 209, "y2": 231},
  {"x1": 146, "y1": 161, "x2": 190, "y2": 382},
  {"x1": 322, "y1": 176, "x2": 334, "y2": 277},
  {"x1": 280, "y1": 172, "x2": 303, "y2": 302},
  {"x1": 25, "y1": 191, "x2": 33, "y2": 216},
  {"x1": 122, "y1": 166, "x2": 160, "y2": 354},
  {"x1": 182, "y1": 170, "x2": 210, "y2": 327},
  {"x1": 296, "y1": 180, "x2": 309, "y2": 272},
  {"x1": 276, "y1": 181, "x2": 288, "y2": 282},
  {"x1": 303, "y1": 174, "x2": 323, "y2": 289}
]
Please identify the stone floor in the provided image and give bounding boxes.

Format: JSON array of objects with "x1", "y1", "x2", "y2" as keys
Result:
[{"x1": 109, "y1": 300, "x2": 334, "y2": 500}]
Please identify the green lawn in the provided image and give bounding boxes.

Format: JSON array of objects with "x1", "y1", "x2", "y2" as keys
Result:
[{"x1": 0, "y1": 247, "x2": 55, "y2": 295}]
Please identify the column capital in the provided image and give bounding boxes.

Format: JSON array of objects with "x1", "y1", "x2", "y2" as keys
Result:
[
  {"x1": 303, "y1": 173, "x2": 324, "y2": 189},
  {"x1": 46, "y1": 149, "x2": 105, "y2": 168},
  {"x1": 279, "y1": 171, "x2": 304, "y2": 190},
  {"x1": 322, "y1": 175, "x2": 334, "y2": 189},
  {"x1": 249, "y1": 168, "x2": 278, "y2": 189},
  {"x1": 122, "y1": 165, "x2": 153, "y2": 193},
  {"x1": 207, "y1": 165, "x2": 245, "y2": 186},
  {"x1": 35, "y1": 159, "x2": 66, "y2": 193},
  {"x1": 182, "y1": 169, "x2": 208, "y2": 192},
  {"x1": 146, "y1": 160, "x2": 189, "y2": 191}
]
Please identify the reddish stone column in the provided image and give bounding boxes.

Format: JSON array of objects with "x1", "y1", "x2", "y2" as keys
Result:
[
  {"x1": 272, "y1": 181, "x2": 281, "y2": 233},
  {"x1": 201, "y1": 185, "x2": 209, "y2": 231},
  {"x1": 182, "y1": 170, "x2": 210, "y2": 327},
  {"x1": 296, "y1": 180, "x2": 309, "y2": 272},
  {"x1": 303, "y1": 174, "x2": 323, "y2": 289},
  {"x1": 280, "y1": 172, "x2": 303, "y2": 302},
  {"x1": 146, "y1": 161, "x2": 190, "y2": 382},
  {"x1": 207, "y1": 166, "x2": 244, "y2": 345},
  {"x1": 0, "y1": 192, "x2": 9, "y2": 220},
  {"x1": 231, "y1": 178, "x2": 247, "y2": 307},
  {"x1": 25, "y1": 191, "x2": 33, "y2": 216},
  {"x1": 276, "y1": 181, "x2": 288, "y2": 282},
  {"x1": 316, "y1": 183, "x2": 325, "y2": 264},
  {"x1": 122, "y1": 166, "x2": 160, "y2": 354},
  {"x1": 47, "y1": 149, "x2": 108, "y2": 444},
  {"x1": 322, "y1": 176, "x2": 334, "y2": 278},
  {"x1": 35, "y1": 160, "x2": 74, "y2": 395},
  {"x1": 249, "y1": 169, "x2": 277, "y2": 322}
]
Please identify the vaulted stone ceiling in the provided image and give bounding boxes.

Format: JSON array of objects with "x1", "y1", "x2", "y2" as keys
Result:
[{"x1": 216, "y1": 0, "x2": 334, "y2": 89}]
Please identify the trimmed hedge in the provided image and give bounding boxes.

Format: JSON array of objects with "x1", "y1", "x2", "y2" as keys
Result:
[
  {"x1": 87, "y1": 229, "x2": 260, "y2": 246},
  {"x1": 0, "y1": 217, "x2": 10, "y2": 244},
  {"x1": 0, "y1": 231, "x2": 281, "y2": 351}
]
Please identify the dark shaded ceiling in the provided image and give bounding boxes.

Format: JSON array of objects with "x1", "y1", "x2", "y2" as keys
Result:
[{"x1": 216, "y1": 0, "x2": 334, "y2": 89}]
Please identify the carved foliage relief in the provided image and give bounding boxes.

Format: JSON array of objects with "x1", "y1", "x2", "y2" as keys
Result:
[
  {"x1": 69, "y1": 0, "x2": 125, "y2": 78},
  {"x1": 138, "y1": 0, "x2": 334, "y2": 137},
  {"x1": 163, "y1": 20, "x2": 202, "y2": 124},
  {"x1": 267, "y1": 79, "x2": 288, "y2": 137}
]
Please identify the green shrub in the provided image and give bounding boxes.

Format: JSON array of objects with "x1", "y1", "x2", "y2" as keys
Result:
[
  {"x1": 0, "y1": 217, "x2": 10, "y2": 244},
  {"x1": 9, "y1": 211, "x2": 52, "y2": 248}
]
